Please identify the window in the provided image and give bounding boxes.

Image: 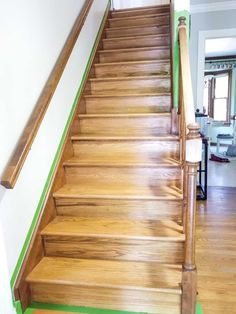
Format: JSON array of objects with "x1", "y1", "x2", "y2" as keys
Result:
[{"x1": 204, "y1": 70, "x2": 232, "y2": 123}]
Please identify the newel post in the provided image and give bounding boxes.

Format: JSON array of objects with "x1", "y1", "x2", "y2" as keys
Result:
[{"x1": 182, "y1": 123, "x2": 201, "y2": 314}]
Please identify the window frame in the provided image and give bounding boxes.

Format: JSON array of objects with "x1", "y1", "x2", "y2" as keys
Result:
[{"x1": 204, "y1": 69, "x2": 232, "y2": 124}]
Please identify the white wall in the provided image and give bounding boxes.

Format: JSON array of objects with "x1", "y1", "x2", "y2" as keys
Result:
[
  {"x1": 0, "y1": 0, "x2": 109, "y2": 311},
  {"x1": 112, "y1": 0, "x2": 169, "y2": 10}
]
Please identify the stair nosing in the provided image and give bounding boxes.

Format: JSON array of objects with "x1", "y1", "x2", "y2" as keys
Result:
[
  {"x1": 99, "y1": 46, "x2": 170, "y2": 54},
  {"x1": 106, "y1": 23, "x2": 170, "y2": 32},
  {"x1": 84, "y1": 92, "x2": 171, "y2": 98},
  {"x1": 77, "y1": 113, "x2": 171, "y2": 119},
  {"x1": 53, "y1": 191, "x2": 183, "y2": 201},
  {"x1": 71, "y1": 135, "x2": 179, "y2": 141},
  {"x1": 89, "y1": 75, "x2": 170, "y2": 82},
  {"x1": 109, "y1": 12, "x2": 170, "y2": 22},
  {"x1": 103, "y1": 34, "x2": 170, "y2": 43},
  {"x1": 41, "y1": 217, "x2": 185, "y2": 242},
  {"x1": 63, "y1": 161, "x2": 181, "y2": 168},
  {"x1": 94, "y1": 59, "x2": 170, "y2": 67}
]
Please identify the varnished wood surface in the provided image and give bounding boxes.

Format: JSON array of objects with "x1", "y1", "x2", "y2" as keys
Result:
[
  {"x1": 42, "y1": 217, "x2": 184, "y2": 240},
  {"x1": 103, "y1": 34, "x2": 170, "y2": 50},
  {"x1": 94, "y1": 60, "x2": 170, "y2": 78},
  {"x1": 78, "y1": 113, "x2": 171, "y2": 136},
  {"x1": 196, "y1": 187, "x2": 236, "y2": 314},
  {"x1": 0, "y1": 0, "x2": 94, "y2": 189},
  {"x1": 72, "y1": 135, "x2": 180, "y2": 164},
  {"x1": 106, "y1": 24, "x2": 170, "y2": 38},
  {"x1": 85, "y1": 93, "x2": 171, "y2": 113},
  {"x1": 56, "y1": 198, "x2": 182, "y2": 221},
  {"x1": 99, "y1": 46, "x2": 170, "y2": 63},
  {"x1": 53, "y1": 182, "x2": 183, "y2": 200},
  {"x1": 112, "y1": 4, "x2": 170, "y2": 18},
  {"x1": 89, "y1": 75, "x2": 171, "y2": 94},
  {"x1": 109, "y1": 14, "x2": 169, "y2": 28},
  {"x1": 27, "y1": 257, "x2": 182, "y2": 291},
  {"x1": 19, "y1": 4, "x2": 186, "y2": 313}
]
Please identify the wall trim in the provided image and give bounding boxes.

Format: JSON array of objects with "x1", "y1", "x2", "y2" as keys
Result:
[
  {"x1": 196, "y1": 28, "x2": 236, "y2": 109},
  {"x1": 191, "y1": 1, "x2": 236, "y2": 14}
]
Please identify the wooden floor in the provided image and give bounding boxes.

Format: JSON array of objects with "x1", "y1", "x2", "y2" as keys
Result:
[{"x1": 196, "y1": 186, "x2": 236, "y2": 314}]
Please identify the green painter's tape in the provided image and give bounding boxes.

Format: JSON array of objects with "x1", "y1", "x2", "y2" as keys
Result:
[
  {"x1": 26, "y1": 302, "x2": 203, "y2": 314},
  {"x1": 173, "y1": 10, "x2": 190, "y2": 109},
  {"x1": 29, "y1": 303, "x2": 146, "y2": 314},
  {"x1": 10, "y1": 0, "x2": 111, "y2": 310}
]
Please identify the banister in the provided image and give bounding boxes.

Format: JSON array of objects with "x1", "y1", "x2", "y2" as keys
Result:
[
  {"x1": 178, "y1": 16, "x2": 201, "y2": 314},
  {"x1": 1, "y1": 0, "x2": 94, "y2": 189}
]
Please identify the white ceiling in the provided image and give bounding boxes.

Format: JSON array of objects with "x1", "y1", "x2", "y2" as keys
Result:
[{"x1": 205, "y1": 37, "x2": 236, "y2": 57}]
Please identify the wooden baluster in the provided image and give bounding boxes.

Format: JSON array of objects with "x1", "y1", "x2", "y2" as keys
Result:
[{"x1": 182, "y1": 123, "x2": 201, "y2": 314}]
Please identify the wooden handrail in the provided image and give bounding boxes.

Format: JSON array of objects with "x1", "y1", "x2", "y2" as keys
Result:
[
  {"x1": 1, "y1": 0, "x2": 94, "y2": 189},
  {"x1": 178, "y1": 16, "x2": 202, "y2": 314}
]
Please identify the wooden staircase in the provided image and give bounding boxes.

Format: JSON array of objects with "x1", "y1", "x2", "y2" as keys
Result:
[{"x1": 15, "y1": 4, "x2": 199, "y2": 314}]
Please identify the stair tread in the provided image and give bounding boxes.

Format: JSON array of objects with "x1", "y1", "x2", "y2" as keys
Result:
[
  {"x1": 99, "y1": 46, "x2": 169, "y2": 53},
  {"x1": 78, "y1": 113, "x2": 171, "y2": 118},
  {"x1": 85, "y1": 92, "x2": 171, "y2": 98},
  {"x1": 26, "y1": 257, "x2": 182, "y2": 293},
  {"x1": 64, "y1": 157, "x2": 180, "y2": 168},
  {"x1": 106, "y1": 23, "x2": 169, "y2": 32},
  {"x1": 90, "y1": 75, "x2": 170, "y2": 82},
  {"x1": 103, "y1": 34, "x2": 169, "y2": 42},
  {"x1": 94, "y1": 59, "x2": 170, "y2": 67},
  {"x1": 71, "y1": 134, "x2": 179, "y2": 141},
  {"x1": 53, "y1": 183, "x2": 183, "y2": 200},
  {"x1": 109, "y1": 12, "x2": 169, "y2": 22},
  {"x1": 42, "y1": 217, "x2": 184, "y2": 241}
]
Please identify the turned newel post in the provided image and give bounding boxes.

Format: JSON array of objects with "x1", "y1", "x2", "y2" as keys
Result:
[
  {"x1": 182, "y1": 123, "x2": 201, "y2": 314},
  {"x1": 184, "y1": 123, "x2": 201, "y2": 271}
]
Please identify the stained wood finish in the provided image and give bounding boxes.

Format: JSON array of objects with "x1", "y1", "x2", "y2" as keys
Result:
[
  {"x1": 111, "y1": 5, "x2": 170, "y2": 18},
  {"x1": 72, "y1": 136, "x2": 180, "y2": 161},
  {"x1": 94, "y1": 60, "x2": 170, "y2": 78},
  {"x1": 197, "y1": 187, "x2": 236, "y2": 314},
  {"x1": 16, "y1": 4, "x2": 189, "y2": 314},
  {"x1": 178, "y1": 17, "x2": 200, "y2": 314},
  {"x1": 99, "y1": 46, "x2": 170, "y2": 63},
  {"x1": 85, "y1": 94, "x2": 171, "y2": 113},
  {"x1": 109, "y1": 14, "x2": 170, "y2": 28},
  {"x1": 103, "y1": 34, "x2": 170, "y2": 50},
  {"x1": 27, "y1": 257, "x2": 182, "y2": 313},
  {"x1": 89, "y1": 76, "x2": 171, "y2": 94},
  {"x1": 106, "y1": 24, "x2": 170, "y2": 38},
  {"x1": 0, "y1": 0, "x2": 94, "y2": 189},
  {"x1": 78, "y1": 113, "x2": 171, "y2": 135}
]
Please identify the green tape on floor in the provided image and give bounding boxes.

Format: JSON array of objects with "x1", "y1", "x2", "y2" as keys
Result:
[{"x1": 27, "y1": 302, "x2": 203, "y2": 314}]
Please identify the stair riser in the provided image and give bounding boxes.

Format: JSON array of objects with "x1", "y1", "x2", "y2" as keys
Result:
[
  {"x1": 106, "y1": 25, "x2": 169, "y2": 38},
  {"x1": 112, "y1": 7, "x2": 170, "y2": 18},
  {"x1": 73, "y1": 140, "x2": 180, "y2": 161},
  {"x1": 78, "y1": 115, "x2": 171, "y2": 135},
  {"x1": 30, "y1": 283, "x2": 181, "y2": 314},
  {"x1": 85, "y1": 95, "x2": 171, "y2": 113},
  {"x1": 44, "y1": 236, "x2": 184, "y2": 263},
  {"x1": 90, "y1": 78, "x2": 171, "y2": 94},
  {"x1": 64, "y1": 166, "x2": 181, "y2": 185},
  {"x1": 99, "y1": 48, "x2": 170, "y2": 63},
  {"x1": 103, "y1": 35, "x2": 170, "y2": 50},
  {"x1": 109, "y1": 15, "x2": 169, "y2": 28},
  {"x1": 56, "y1": 198, "x2": 182, "y2": 220},
  {"x1": 94, "y1": 62, "x2": 170, "y2": 78}
]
